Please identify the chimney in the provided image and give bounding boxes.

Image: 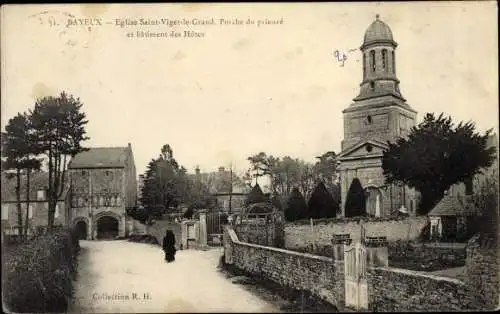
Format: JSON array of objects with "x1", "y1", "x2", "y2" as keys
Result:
[
  {"x1": 195, "y1": 166, "x2": 201, "y2": 175},
  {"x1": 218, "y1": 166, "x2": 225, "y2": 173}
]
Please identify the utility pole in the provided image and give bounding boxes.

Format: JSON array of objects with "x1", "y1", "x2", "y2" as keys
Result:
[
  {"x1": 229, "y1": 162, "x2": 233, "y2": 215},
  {"x1": 88, "y1": 173, "x2": 94, "y2": 240}
]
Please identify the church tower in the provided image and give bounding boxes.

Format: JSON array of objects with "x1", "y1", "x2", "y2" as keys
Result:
[{"x1": 338, "y1": 15, "x2": 418, "y2": 218}]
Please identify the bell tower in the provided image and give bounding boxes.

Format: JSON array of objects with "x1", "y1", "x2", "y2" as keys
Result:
[
  {"x1": 338, "y1": 15, "x2": 419, "y2": 218},
  {"x1": 341, "y1": 15, "x2": 417, "y2": 151}
]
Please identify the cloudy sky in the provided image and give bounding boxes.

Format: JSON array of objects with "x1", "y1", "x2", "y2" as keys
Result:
[{"x1": 1, "y1": 2, "x2": 498, "y2": 177}]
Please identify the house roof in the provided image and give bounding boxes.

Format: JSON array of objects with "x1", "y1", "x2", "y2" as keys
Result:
[
  {"x1": 1, "y1": 171, "x2": 70, "y2": 202},
  {"x1": 428, "y1": 194, "x2": 472, "y2": 217},
  {"x1": 68, "y1": 147, "x2": 129, "y2": 169}
]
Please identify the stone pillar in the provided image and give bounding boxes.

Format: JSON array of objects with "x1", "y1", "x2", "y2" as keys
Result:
[
  {"x1": 181, "y1": 221, "x2": 188, "y2": 249},
  {"x1": 365, "y1": 236, "x2": 388, "y2": 267},
  {"x1": 332, "y1": 234, "x2": 352, "y2": 261},
  {"x1": 199, "y1": 210, "x2": 208, "y2": 250}
]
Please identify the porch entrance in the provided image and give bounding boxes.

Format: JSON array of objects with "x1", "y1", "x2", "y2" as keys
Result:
[{"x1": 96, "y1": 216, "x2": 119, "y2": 239}]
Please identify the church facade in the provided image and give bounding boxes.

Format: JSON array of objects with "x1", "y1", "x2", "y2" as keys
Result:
[{"x1": 338, "y1": 15, "x2": 419, "y2": 218}]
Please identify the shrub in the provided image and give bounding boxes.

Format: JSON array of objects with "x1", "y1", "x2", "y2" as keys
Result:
[
  {"x1": 308, "y1": 182, "x2": 338, "y2": 218},
  {"x1": 344, "y1": 178, "x2": 366, "y2": 217},
  {"x1": 2, "y1": 229, "x2": 79, "y2": 313},
  {"x1": 285, "y1": 188, "x2": 308, "y2": 221}
]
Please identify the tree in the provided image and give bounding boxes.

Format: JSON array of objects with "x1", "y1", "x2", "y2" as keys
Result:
[
  {"x1": 382, "y1": 113, "x2": 496, "y2": 215},
  {"x1": 472, "y1": 169, "x2": 499, "y2": 238},
  {"x1": 313, "y1": 151, "x2": 338, "y2": 191},
  {"x1": 30, "y1": 92, "x2": 89, "y2": 230},
  {"x1": 285, "y1": 187, "x2": 308, "y2": 221},
  {"x1": 140, "y1": 144, "x2": 189, "y2": 218},
  {"x1": 308, "y1": 181, "x2": 338, "y2": 219},
  {"x1": 344, "y1": 178, "x2": 366, "y2": 217},
  {"x1": 1, "y1": 113, "x2": 42, "y2": 240}
]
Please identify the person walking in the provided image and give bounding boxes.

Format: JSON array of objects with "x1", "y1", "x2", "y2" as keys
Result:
[{"x1": 162, "y1": 230, "x2": 177, "y2": 262}]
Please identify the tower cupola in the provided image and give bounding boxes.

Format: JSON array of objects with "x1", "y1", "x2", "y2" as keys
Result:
[{"x1": 355, "y1": 14, "x2": 404, "y2": 101}]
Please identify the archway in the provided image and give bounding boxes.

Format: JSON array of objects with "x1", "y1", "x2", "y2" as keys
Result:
[
  {"x1": 96, "y1": 216, "x2": 119, "y2": 239},
  {"x1": 365, "y1": 187, "x2": 383, "y2": 217},
  {"x1": 74, "y1": 220, "x2": 88, "y2": 240}
]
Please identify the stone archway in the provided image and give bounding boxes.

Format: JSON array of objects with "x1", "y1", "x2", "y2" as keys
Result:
[
  {"x1": 96, "y1": 215, "x2": 119, "y2": 239},
  {"x1": 74, "y1": 220, "x2": 88, "y2": 240},
  {"x1": 365, "y1": 187, "x2": 383, "y2": 217}
]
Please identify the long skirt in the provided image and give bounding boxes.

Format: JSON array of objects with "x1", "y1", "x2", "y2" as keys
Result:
[{"x1": 164, "y1": 247, "x2": 176, "y2": 262}]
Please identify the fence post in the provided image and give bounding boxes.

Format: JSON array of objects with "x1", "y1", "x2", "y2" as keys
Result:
[{"x1": 198, "y1": 210, "x2": 208, "y2": 250}]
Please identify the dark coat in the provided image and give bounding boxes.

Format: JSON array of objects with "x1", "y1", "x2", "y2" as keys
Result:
[{"x1": 163, "y1": 230, "x2": 176, "y2": 251}]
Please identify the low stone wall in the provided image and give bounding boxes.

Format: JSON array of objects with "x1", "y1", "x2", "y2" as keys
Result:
[
  {"x1": 224, "y1": 225, "x2": 485, "y2": 312},
  {"x1": 285, "y1": 216, "x2": 428, "y2": 250},
  {"x1": 234, "y1": 223, "x2": 284, "y2": 248},
  {"x1": 466, "y1": 234, "x2": 499, "y2": 310},
  {"x1": 148, "y1": 221, "x2": 182, "y2": 249},
  {"x1": 224, "y1": 226, "x2": 344, "y2": 308},
  {"x1": 368, "y1": 267, "x2": 476, "y2": 311}
]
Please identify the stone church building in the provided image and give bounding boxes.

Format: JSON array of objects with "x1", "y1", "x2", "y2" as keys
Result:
[
  {"x1": 68, "y1": 143, "x2": 137, "y2": 239},
  {"x1": 338, "y1": 15, "x2": 419, "y2": 218}
]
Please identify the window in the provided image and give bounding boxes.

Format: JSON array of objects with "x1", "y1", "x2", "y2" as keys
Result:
[
  {"x1": 363, "y1": 53, "x2": 367, "y2": 78},
  {"x1": 116, "y1": 195, "x2": 122, "y2": 206},
  {"x1": 392, "y1": 51, "x2": 395, "y2": 74},
  {"x1": 28, "y1": 205, "x2": 33, "y2": 219},
  {"x1": 366, "y1": 144, "x2": 373, "y2": 152},
  {"x1": 1, "y1": 205, "x2": 8, "y2": 220},
  {"x1": 105, "y1": 170, "x2": 112, "y2": 177},
  {"x1": 367, "y1": 115, "x2": 372, "y2": 124},
  {"x1": 370, "y1": 50, "x2": 376, "y2": 72},
  {"x1": 55, "y1": 204, "x2": 59, "y2": 218},
  {"x1": 37, "y1": 190, "x2": 45, "y2": 200},
  {"x1": 370, "y1": 81, "x2": 375, "y2": 90},
  {"x1": 82, "y1": 170, "x2": 87, "y2": 176},
  {"x1": 104, "y1": 195, "x2": 111, "y2": 207},
  {"x1": 382, "y1": 49, "x2": 387, "y2": 71}
]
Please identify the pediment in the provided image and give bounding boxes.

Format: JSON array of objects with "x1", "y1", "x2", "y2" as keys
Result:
[{"x1": 339, "y1": 139, "x2": 388, "y2": 160}]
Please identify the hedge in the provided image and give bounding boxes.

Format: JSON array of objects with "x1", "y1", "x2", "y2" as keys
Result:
[{"x1": 2, "y1": 229, "x2": 80, "y2": 313}]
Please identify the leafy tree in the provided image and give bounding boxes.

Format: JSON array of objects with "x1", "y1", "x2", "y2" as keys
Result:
[
  {"x1": 313, "y1": 151, "x2": 338, "y2": 191},
  {"x1": 344, "y1": 178, "x2": 366, "y2": 217},
  {"x1": 30, "y1": 92, "x2": 89, "y2": 230},
  {"x1": 270, "y1": 193, "x2": 283, "y2": 211},
  {"x1": 308, "y1": 181, "x2": 338, "y2": 219},
  {"x1": 382, "y1": 113, "x2": 496, "y2": 215},
  {"x1": 245, "y1": 183, "x2": 268, "y2": 206},
  {"x1": 285, "y1": 187, "x2": 308, "y2": 221},
  {"x1": 1, "y1": 113, "x2": 42, "y2": 240},
  {"x1": 472, "y1": 168, "x2": 499, "y2": 238},
  {"x1": 140, "y1": 144, "x2": 189, "y2": 218}
]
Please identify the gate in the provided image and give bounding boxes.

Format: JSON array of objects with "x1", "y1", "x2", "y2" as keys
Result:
[
  {"x1": 344, "y1": 241, "x2": 368, "y2": 310},
  {"x1": 206, "y1": 211, "x2": 227, "y2": 246}
]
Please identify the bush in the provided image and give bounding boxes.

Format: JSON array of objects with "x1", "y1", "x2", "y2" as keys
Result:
[{"x1": 2, "y1": 229, "x2": 80, "y2": 313}]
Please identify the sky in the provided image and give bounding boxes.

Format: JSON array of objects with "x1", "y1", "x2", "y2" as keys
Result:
[{"x1": 1, "y1": 2, "x2": 498, "y2": 178}]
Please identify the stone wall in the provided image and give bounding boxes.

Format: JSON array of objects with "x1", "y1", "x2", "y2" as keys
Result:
[
  {"x1": 465, "y1": 234, "x2": 499, "y2": 310},
  {"x1": 367, "y1": 267, "x2": 476, "y2": 311},
  {"x1": 234, "y1": 222, "x2": 284, "y2": 247},
  {"x1": 285, "y1": 216, "x2": 428, "y2": 250},
  {"x1": 148, "y1": 221, "x2": 182, "y2": 249},
  {"x1": 224, "y1": 225, "x2": 482, "y2": 312},
  {"x1": 224, "y1": 226, "x2": 345, "y2": 308}
]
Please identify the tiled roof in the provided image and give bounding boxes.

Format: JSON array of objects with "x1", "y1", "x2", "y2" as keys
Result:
[
  {"x1": 428, "y1": 194, "x2": 472, "y2": 217},
  {"x1": 68, "y1": 147, "x2": 129, "y2": 169},
  {"x1": 1, "y1": 171, "x2": 69, "y2": 202}
]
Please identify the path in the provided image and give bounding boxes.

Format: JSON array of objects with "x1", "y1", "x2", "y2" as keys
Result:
[{"x1": 69, "y1": 240, "x2": 280, "y2": 313}]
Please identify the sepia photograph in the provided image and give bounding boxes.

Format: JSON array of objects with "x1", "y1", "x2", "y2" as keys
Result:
[{"x1": 1, "y1": 2, "x2": 498, "y2": 313}]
